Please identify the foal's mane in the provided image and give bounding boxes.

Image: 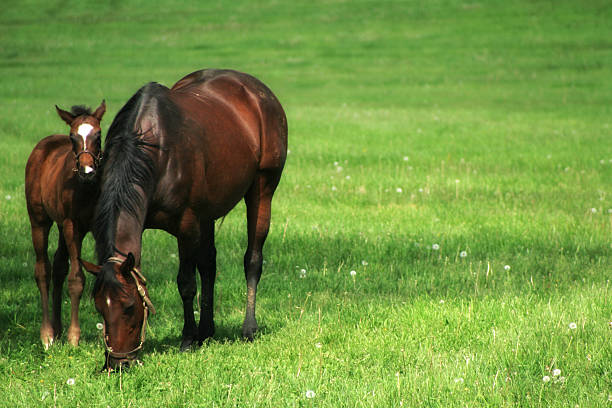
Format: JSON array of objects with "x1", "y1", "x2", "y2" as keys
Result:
[
  {"x1": 70, "y1": 105, "x2": 93, "y2": 117},
  {"x1": 92, "y1": 83, "x2": 169, "y2": 266}
]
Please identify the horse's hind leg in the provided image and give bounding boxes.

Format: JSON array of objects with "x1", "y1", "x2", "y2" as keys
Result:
[
  {"x1": 61, "y1": 220, "x2": 85, "y2": 346},
  {"x1": 242, "y1": 170, "x2": 281, "y2": 341},
  {"x1": 51, "y1": 228, "x2": 69, "y2": 340},
  {"x1": 31, "y1": 222, "x2": 53, "y2": 349},
  {"x1": 196, "y1": 219, "x2": 216, "y2": 342}
]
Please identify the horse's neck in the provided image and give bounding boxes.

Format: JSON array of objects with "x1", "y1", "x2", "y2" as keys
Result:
[{"x1": 113, "y1": 210, "x2": 145, "y2": 266}]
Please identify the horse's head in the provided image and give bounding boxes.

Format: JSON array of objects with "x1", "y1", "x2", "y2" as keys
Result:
[
  {"x1": 56, "y1": 101, "x2": 106, "y2": 182},
  {"x1": 80, "y1": 253, "x2": 155, "y2": 371}
]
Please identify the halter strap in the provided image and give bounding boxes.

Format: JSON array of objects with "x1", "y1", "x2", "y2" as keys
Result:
[
  {"x1": 102, "y1": 257, "x2": 156, "y2": 364},
  {"x1": 72, "y1": 149, "x2": 102, "y2": 172}
]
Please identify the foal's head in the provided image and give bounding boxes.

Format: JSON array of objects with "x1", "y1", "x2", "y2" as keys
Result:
[
  {"x1": 56, "y1": 101, "x2": 106, "y2": 182},
  {"x1": 80, "y1": 254, "x2": 155, "y2": 371}
]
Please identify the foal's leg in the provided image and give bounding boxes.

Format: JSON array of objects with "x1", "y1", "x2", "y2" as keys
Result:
[
  {"x1": 196, "y1": 219, "x2": 216, "y2": 342},
  {"x1": 62, "y1": 220, "x2": 85, "y2": 346},
  {"x1": 51, "y1": 228, "x2": 69, "y2": 340},
  {"x1": 177, "y1": 235, "x2": 199, "y2": 351},
  {"x1": 31, "y1": 222, "x2": 53, "y2": 349},
  {"x1": 242, "y1": 171, "x2": 281, "y2": 340}
]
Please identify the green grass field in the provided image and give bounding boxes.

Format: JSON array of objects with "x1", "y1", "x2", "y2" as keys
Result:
[{"x1": 1, "y1": 0, "x2": 611, "y2": 406}]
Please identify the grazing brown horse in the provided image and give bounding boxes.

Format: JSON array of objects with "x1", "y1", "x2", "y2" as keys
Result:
[
  {"x1": 25, "y1": 101, "x2": 106, "y2": 348},
  {"x1": 80, "y1": 69, "x2": 287, "y2": 369}
]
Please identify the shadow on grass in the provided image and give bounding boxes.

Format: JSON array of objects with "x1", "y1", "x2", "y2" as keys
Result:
[{"x1": 1, "y1": 220, "x2": 608, "y2": 367}]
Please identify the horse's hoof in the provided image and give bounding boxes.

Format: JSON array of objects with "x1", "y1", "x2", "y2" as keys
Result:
[
  {"x1": 241, "y1": 324, "x2": 258, "y2": 342},
  {"x1": 180, "y1": 338, "x2": 195, "y2": 352}
]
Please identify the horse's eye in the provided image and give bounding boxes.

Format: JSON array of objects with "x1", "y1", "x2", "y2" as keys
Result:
[{"x1": 124, "y1": 304, "x2": 135, "y2": 315}]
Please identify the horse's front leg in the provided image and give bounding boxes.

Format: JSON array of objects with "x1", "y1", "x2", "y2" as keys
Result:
[
  {"x1": 31, "y1": 222, "x2": 53, "y2": 349},
  {"x1": 196, "y1": 219, "x2": 216, "y2": 342},
  {"x1": 62, "y1": 220, "x2": 85, "y2": 346},
  {"x1": 51, "y1": 227, "x2": 69, "y2": 341},
  {"x1": 177, "y1": 236, "x2": 199, "y2": 351}
]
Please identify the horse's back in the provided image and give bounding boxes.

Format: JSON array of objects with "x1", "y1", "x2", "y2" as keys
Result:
[
  {"x1": 171, "y1": 69, "x2": 287, "y2": 172},
  {"x1": 25, "y1": 135, "x2": 72, "y2": 224}
]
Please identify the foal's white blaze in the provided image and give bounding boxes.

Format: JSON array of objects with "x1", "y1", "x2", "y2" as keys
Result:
[
  {"x1": 77, "y1": 123, "x2": 94, "y2": 144},
  {"x1": 106, "y1": 297, "x2": 112, "y2": 307},
  {"x1": 84, "y1": 166, "x2": 94, "y2": 174}
]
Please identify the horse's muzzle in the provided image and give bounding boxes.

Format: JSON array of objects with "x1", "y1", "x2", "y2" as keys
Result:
[{"x1": 103, "y1": 351, "x2": 141, "y2": 372}]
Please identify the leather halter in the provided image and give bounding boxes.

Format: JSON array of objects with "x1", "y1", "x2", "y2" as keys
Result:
[
  {"x1": 102, "y1": 257, "x2": 155, "y2": 366},
  {"x1": 73, "y1": 149, "x2": 102, "y2": 172}
]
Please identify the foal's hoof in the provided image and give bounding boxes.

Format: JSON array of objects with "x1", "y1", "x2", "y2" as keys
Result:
[
  {"x1": 40, "y1": 327, "x2": 55, "y2": 350},
  {"x1": 67, "y1": 327, "x2": 81, "y2": 347}
]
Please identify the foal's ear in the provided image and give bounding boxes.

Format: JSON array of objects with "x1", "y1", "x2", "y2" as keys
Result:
[
  {"x1": 120, "y1": 253, "x2": 136, "y2": 277},
  {"x1": 56, "y1": 105, "x2": 75, "y2": 126},
  {"x1": 93, "y1": 100, "x2": 106, "y2": 122},
  {"x1": 78, "y1": 258, "x2": 102, "y2": 275}
]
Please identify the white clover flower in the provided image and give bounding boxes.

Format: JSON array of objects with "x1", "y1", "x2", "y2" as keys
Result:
[
  {"x1": 287, "y1": 149, "x2": 291, "y2": 155},
  {"x1": 96, "y1": 323, "x2": 104, "y2": 330},
  {"x1": 66, "y1": 378, "x2": 75, "y2": 386},
  {"x1": 403, "y1": 156, "x2": 409, "y2": 161},
  {"x1": 396, "y1": 188, "x2": 403, "y2": 193},
  {"x1": 439, "y1": 299, "x2": 445, "y2": 304},
  {"x1": 361, "y1": 260, "x2": 368, "y2": 266},
  {"x1": 315, "y1": 342, "x2": 322, "y2": 349},
  {"x1": 305, "y1": 390, "x2": 316, "y2": 399},
  {"x1": 455, "y1": 179, "x2": 460, "y2": 184},
  {"x1": 454, "y1": 377, "x2": 464, "y2": 384},
  {"x1": 552, "y1": 369, "x2": 561, "y2": 377},
  {"x1": 300, "y1": 269, "x2": 307, "y2": 279},
  {"x1": 331, "y1": 186, "x2": 337, "y2": 191},
  {"x1": 591, "y1": 208, "x2": 597, "y2": 214},
  {"x1": 542, "y1": 375, "x2": 551, "y2": 383},
  {"x1": 345, "y1": 175, "x2": 351, "y2": 180},
  {"x1": 569, "y1": 322, "x2": 577, "y2": 330},
  {"x1": 5, "y1": 195, "x2": 11, "y2": 200},
  {"x1": 336, "y1": 166, "x2": 343, "y2": 172},
  {"x1": 460, "y1": 251, "x2": 467, "y2": 258},
  {"x1": 350, "y1": 270, "x2": 357, "y2": 277},
  {"x1": 504, "y1": 265, "x2": 511, "y2": 271},
  {"x1": 418, "y1": 188, "x2": 424, "y2": 193},
  {"x1": 432, "y1": 244, "x2": 440, "y2": 250},
  {"x1": 333, "y1": 161, "x2": 339, "y2": 166}
]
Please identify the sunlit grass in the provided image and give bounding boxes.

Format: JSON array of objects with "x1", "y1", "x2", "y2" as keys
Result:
[{"x1": 1, "y1": 0, "x2": 611, "y2": 407}]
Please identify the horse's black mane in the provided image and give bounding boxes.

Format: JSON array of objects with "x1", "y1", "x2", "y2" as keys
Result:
[
  {"x1": 92, "y1": 82, "x2": 170, "y2": 267},
  {"x1": 70, "y1": 105, "x2": 93, "y2": 117}
]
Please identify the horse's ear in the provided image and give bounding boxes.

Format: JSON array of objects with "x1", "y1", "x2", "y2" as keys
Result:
[
  {"x1": 120, "y1": 253, "x2": 135, "y2": 278},
  {"x1": 56, "y1": 105, "x2": 75, "y2": 126},
  {"x1": 78, "y1": 258, "x2": 101, "y2": 275},
  {"x1": 93, "y1": 100, "x2": 106, "y2": 122}
]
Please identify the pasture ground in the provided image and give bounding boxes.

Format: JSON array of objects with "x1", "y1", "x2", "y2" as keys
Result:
[{"x1": 0, "y1": 1, "x2": 610, "y2": 406}]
